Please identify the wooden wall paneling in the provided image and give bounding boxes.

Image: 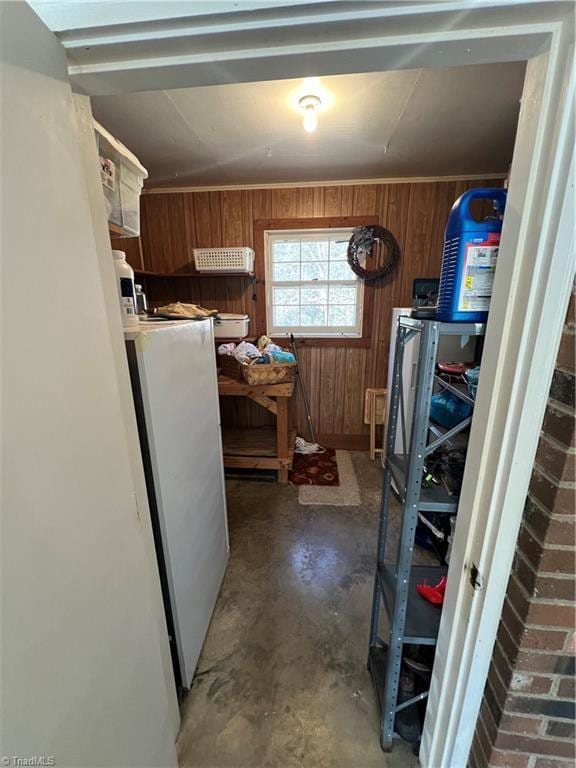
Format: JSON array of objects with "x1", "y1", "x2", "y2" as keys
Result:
[
  {"x1": 192, "y1": 192, "x2": 212, "y2": 248},
  {"x1": 140, "y1": 193, "x2": 189, "y2": 273},
  {"x1": 313, "y1": 187, "x2": 324, "y2": 216},
  {"x1": 208, "y1": 192, "x2": 224, "y2": 247},
  {"x1": 297, "y1": 187, "x2": 315, "y2": 217},
  {"x1": 352, "y1": 184, "x2": 378, "y2": 215},
  {"x1": 330, "y1": 347, "x2": 348, "y2": 435},
  {"x1": 271, "y1": 188, "x2": 299, "y2": 218},
  {"x1": 340, "y1": 185, "x2": 354, "y2": 215},
  {"x1": 343, "y1": 348, "x2": 367, "y2": 434},
  {"x1": 318, "y1": 347, "x2": 337, "y2": 434},
  {"x1": 222, "y1": 190, "x2": 244, "y2": 245},
  {"x1": 110, "y1": 235, "x2": 144, "y2": 271},
  {"x1": 323, "y1": 186, "x2": 342, "y2": 216},
  {"x1": 139, "y1": 178, "x2": 504, "y2": 441},
  {"x1": 241, "y1": 190, "x2": 254, "y2": 247}
]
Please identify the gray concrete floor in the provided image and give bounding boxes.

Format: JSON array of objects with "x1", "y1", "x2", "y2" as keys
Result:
[{"x1": 177, "y1": 453, "x2": 422, "y2": 768}]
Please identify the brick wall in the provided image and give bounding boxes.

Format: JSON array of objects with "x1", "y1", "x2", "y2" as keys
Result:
[{"x1": 469, "y1": 287, "x2": 575, "y2": 768}]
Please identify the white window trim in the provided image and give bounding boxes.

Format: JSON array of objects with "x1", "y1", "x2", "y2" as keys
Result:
[{"x1": 264, "y1": 228, "x2": 364, "y2": 338}]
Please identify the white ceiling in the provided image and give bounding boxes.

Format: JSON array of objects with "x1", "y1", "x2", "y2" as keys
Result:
[{"x1": 91, "y1": 64, "x2": 525, "y2": 188}]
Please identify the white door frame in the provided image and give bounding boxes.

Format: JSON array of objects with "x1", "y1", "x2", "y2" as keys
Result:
[{"x1": 51, "y1": 2, "x2": 575, "y2": 765}]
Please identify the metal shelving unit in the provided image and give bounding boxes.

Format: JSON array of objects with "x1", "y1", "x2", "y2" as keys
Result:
[{"x1": 368, "y1": 316, "x2": 485, "y2": 751}]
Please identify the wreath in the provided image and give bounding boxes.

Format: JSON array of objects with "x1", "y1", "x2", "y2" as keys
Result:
[{"x1": 347, "y1": 225, "x2": 401, "y2": 282}]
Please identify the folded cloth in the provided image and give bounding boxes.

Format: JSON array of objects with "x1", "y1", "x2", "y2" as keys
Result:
[
  {"x1": 218, "y1": 343, "x2": 236, "y2": 356},
  {"x1": 155, "y1": 302, "x2": 218, "y2": 319}
]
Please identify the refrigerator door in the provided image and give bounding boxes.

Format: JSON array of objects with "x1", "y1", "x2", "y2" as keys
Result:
[{"x1": 131, "y1": 319, "x2": 228, "y2": 688}]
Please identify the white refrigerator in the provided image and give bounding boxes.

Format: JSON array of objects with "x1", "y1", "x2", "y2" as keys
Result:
[{"x1": 125, "y1": 319, "x2": 229, "y2": 692}]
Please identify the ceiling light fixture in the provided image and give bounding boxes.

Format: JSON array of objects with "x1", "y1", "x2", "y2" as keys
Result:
[{"x1": 299, "y1": 94, "x2": 321, "y2": 133}]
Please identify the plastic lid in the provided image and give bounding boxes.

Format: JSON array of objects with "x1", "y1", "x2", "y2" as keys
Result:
[{"x1": 112, "y1": 250, "x2": 126, "y2": 260}]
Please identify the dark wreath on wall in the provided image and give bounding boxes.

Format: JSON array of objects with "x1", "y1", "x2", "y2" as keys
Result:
[{"x1": 347, "y1": 225, "x2": 401, "y2": 283}]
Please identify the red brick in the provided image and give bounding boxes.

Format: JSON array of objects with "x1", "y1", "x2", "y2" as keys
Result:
[
  {"x1": 534, "y1": 575, "x2": 576, "y2": 601},
  {"x1": 523, "y1": 627, "x2": 568, "y2": 651},
  {"x1": 514, "y1": 551, "x2": 537, "y2": 597},
  {"x1": 555, "y1": 331, "x2": 576, "y2": 374},
  {"x1": 495, "y1": 733, "x2": 575, "y2": 758},
  {"x1": 502, "y1": 597, "x2": 526, "y2": 644},
  {"x1": 498, "y1": 619, "x2": 523, "y2": 667},
  {"x1": 507, "y1": 573, "x2": 530, "y2": 621},
  {"x1": 523, "y1": 497, "x2": 576, "y2": 546},
  {"x1": 534, "y1": 759, "x2": 576, "y2": 768},
  {"x1": 557, "y1": 676, "x2": 575, "y2": 698},
  {"x1": 535, "y1": 434, "x2": 575, "y2": 483},
  {"x1": 542, "y1": 401, "x2": 575, "y2": 448},
  {"x1": 529, "y1": 471, "x2": 576, "y2": 516},
  {"x1": 499, "y1": 712, "x2": 541, "y2": 735},
  {"x1": 526, "y1": 601, "x2": 576, "y2": 629},
  {"x1": 515, "y1": 651, "x2": 575, "y2": 675},
  {"x1": 509, "y1": 671, "x2": 553, "y2": 695},
  {"x1": 546, "y1": 719, "x2": 576, "y2": 739},
  {"x1": 540, "y1": 547, "x2": 576, "y2": 575},
  {"x1": 489, "y1": 749, "x2": 532, "y2": 768},
  {"x1": 549, "y1": 369, "x2": 575, "y2": 409}
]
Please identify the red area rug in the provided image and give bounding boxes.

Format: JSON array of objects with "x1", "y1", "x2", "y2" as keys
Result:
[{"x1": 289, "y1": 448, "x2": 339, "y2": 486}]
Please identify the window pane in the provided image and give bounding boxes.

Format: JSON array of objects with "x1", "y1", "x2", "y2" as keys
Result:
[
  {"x1": 273, "y1": 287, "x2": 299, "y2": 305},
  {"x1": 273, "y1": 262, "x2": 300, "y2": 281},
  {"x1": 274, "y1": 305, "x2": 300, "y2": 326},
  {"x1": 328, "y1": 284, "x2": 357, "y2": 305},
  {"x1": 301, "y1": 262, "x2": 328, "y2": 281},
  {"x1": 301, "y1": 240, "x2": 328, "y2": 262},
  {"x1": 300, "y1": 305, "x2": 327, "y2": 326},
  {"x1": 330, "y1": 239, "x2": 349, "y2": 260},
  {"x1": 273, "y1": 241, "x2": 300, "y2": 262},
  {"x1": 328, "y1": 305, "x2": 356, "y2": 326},
  {"x1": 301, "y1": 285, "x2": 328, "y2": 305},
  {"x1": 329, "y1": 260, "x2": 355, "y2": 280}
]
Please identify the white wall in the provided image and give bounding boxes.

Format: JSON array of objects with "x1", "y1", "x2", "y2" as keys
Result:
[{"x1": 0, "y1": 4, "x2": 178, "y2": 766}]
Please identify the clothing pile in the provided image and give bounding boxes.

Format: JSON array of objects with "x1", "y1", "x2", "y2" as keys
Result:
[{"x1": 218, "y1": 335, "x2": 296, "y2": 366}]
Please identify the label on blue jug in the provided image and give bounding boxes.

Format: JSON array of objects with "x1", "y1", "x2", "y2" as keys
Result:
[{"x1": 458, "y1": 233, "x2": 500, "y2": 312}]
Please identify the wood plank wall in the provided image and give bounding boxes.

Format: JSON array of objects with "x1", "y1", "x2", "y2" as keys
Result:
[{"x1": 113, "y1": 179, "x2": 503, "y2": 447}]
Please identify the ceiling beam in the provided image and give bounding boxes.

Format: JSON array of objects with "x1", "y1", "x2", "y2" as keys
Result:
[{"x1": 54, "y1": 0, "x2": 567, "y2": 95}]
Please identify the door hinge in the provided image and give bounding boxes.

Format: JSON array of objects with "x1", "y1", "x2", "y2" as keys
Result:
[{"x1": 469, "y1": 562, "x2": 482, "y2": 590}]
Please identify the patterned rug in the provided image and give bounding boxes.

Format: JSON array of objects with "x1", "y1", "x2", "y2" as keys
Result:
[{"x1": 289, "y1": 448, "x2": 339, "y2": 486}]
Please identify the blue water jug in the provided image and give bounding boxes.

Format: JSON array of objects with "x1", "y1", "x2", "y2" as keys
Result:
[{"x1": 437, "y1": 188, "x2": 507, "y2": 323}]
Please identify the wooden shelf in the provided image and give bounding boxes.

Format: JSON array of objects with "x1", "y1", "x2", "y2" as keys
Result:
[
  {"x1": 222, "y1": 427, "x2": 277, "y2": 458},
  {"x1": 135, "y1": 270, "x2": 254, "y2": 279},
  {"x1": 218, "y1": 374, "x2": 294, "y2": 398},
  {"x1": 218, "y1": 375, "x2": 295, "y2": 482}
]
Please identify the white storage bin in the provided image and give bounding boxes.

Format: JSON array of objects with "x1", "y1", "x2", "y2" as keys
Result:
[
  {"x1": 194, "y1": 247, "x2": 254, "y2": 274},
  {"x1": 214, "y1": 314, "x2": 250, "y2": 339},
  {"x1": 94, "y1": 120, "x2": 148, "y2": 237}
]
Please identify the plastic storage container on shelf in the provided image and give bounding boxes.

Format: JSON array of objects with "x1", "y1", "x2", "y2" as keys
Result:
[
  {"x1": 437, "y1": 188, "x2": 507, "y2": 323},
  {"x1": 95, "y1": 120, "x2": 148, "y2": 237},
  {"x1": 193, "y1": 247, "x2": 254, "y2": 274},
  {"x1": 214, "y1": 314, "x2": 250, "y2": 339}
]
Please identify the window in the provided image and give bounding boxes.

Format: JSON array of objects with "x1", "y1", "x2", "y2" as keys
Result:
[{"x1": 264, "y1": 228, "x2": 363, "y2": 337}]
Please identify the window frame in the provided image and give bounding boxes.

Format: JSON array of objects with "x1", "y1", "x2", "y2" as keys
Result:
[
  {"x1": 264, "y1": 227, "x2": 364, "y2": 338},
  {"x1": 253, "y1": 216, "x2": 378, "y2": 348}
]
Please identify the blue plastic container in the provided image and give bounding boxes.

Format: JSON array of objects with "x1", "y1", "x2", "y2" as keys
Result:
[{"x1": 437, "y1": 188, "x2": 507, "y2": 322}]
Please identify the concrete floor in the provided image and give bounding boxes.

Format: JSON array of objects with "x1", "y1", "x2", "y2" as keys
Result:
[{"x1": 177, "y1": 453, "x2": 422, "y2": 768}]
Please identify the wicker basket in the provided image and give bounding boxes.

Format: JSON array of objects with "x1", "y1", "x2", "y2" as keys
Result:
[
  {"x1": 218, "y1": 354, "x2": 243, "y2": 380},
  {"x1": 241, "y1": 361, "x2": 297, "y2": 386}
]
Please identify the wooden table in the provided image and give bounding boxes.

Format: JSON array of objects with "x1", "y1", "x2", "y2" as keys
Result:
[{"x1": 217, "y1": 375, "x2": 295, "y2": 482}]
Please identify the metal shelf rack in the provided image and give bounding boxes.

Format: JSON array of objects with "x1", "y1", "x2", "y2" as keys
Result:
[{"x1": 368, "y1": 316, "x2": 485, "y2": 751}]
